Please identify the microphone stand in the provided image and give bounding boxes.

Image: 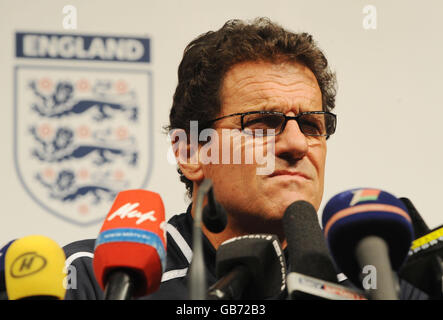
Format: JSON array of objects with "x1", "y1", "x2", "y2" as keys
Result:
[
  {"x1": 104, "y1": 269, "x2": 135, "y2": 300},
  {"x1": 189, "y1": 178, "x2": 213, "y2": 300}
]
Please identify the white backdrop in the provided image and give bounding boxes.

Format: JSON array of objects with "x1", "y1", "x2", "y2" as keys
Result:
[{"x1": 0, "y1": 0, "x2": 442, "y2": 247}]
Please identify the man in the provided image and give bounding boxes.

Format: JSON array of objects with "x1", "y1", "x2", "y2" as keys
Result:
[
  {"x1": 167, "y1": 15, "x2": 339, "y2": 249},
  {"x1": 63, "y1": 17, "x2": 425, "y2": 300}
]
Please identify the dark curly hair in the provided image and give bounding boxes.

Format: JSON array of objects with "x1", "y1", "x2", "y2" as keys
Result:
[{"x1": 167, "y1": 17, "x2": 337, "y2": 197}]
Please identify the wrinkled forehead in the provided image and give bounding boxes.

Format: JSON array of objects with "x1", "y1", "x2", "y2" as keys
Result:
[{"x1": 219, "y1": 60, "x2": 322, "y2": 115}]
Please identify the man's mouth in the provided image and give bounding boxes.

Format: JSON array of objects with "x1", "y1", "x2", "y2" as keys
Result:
[{"x1": 268, "y1": 170, "x2": 310, "y2": 180}]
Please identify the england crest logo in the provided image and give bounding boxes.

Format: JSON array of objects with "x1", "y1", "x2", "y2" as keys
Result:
[{"x1": 14, "y1": 65, "x2": 153, "y2": 226}]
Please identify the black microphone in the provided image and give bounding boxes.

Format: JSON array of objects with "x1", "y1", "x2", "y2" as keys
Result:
[
  {"x1": 400, "y1": 198, "x2": 430, "y2": 238},
  {"x1": 399, "y1": 226, "x2": 443, "y2": 299},
  {"x1": 283, "y1": 200, "x2": 338, "y2": 282},
  {"x1": 282, "y1": 200, "x2": 348, "y2": 300},
  {"x1": 322, "y1": 188, "x2": 414, "y2": 300},
  {"x1": 397, "y1": 197, "x2": 443, "y2": 299},
  {"x1": 207, "y1": 234, "x2": 286, "y2": 300},
  {"x1": 202, "y1": 186, "x2": 228, "y2": 233}
]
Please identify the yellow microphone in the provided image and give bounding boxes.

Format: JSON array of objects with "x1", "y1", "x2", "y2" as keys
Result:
[{"x1": 5, "y1": 235, "x2": 66, "y2": 300}]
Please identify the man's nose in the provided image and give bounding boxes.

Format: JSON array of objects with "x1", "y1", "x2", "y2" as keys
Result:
[{"x1": 274, "y1": 118, "x2": 309, "y2": 161}]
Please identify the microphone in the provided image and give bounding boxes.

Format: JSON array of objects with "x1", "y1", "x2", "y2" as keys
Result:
[
  {"x1": 93, "y1": 189, "x2": 167, "y2": 300},
  {"x1": 207, "y1": 234, "x2": 286, "y2": 300},
  {"x1": 189, "y1": 178, "x2": 227, "y2": 299},
  {"x1": 189, "y1": 178, "x2": 217, "y2": 300},
  {"x1": 282, "y1": 200, "x2": 364, "y2": 300},
  {"x1": 4, "y1": 235, "x2": 66, "y2": 300},
  {"x1": 202, "y1": 186, "x2": 228, "y2": 234},
  {"x1": 407, "y1": 224, "x2": 443, "y2": 259},
  {"x1": 399, "y1": 226, "x2": 443, "y2": 299},
  {"x1": 0, "y1": 239, "x2": 16, "y2": 300},
  {"x1": 283, "y1": 200, "x2": 338, "y2": 283},
  {"x1": 399, "y1": 197, "x2": 430, "y2": 238},
  {"x1": 322, "y1": 188, "x2": 414, "y2": 300},
  {"x1": 399, "y1": 212, "x2": 443, "y2": 299},
  {"x1": 0, "y1": 240, "x2": 16, "y2": 300}
]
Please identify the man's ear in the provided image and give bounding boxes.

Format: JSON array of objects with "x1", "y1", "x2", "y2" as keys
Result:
[{"x1": 170, "y1": 129, "x2": 205, "y2": 183}]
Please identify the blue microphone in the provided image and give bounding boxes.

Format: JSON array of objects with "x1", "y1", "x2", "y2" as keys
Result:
[
  {"x1": 322, "y1": 188, "x2": 414, "y2": 299},
  {"x1": 0, "y1": 240, "x2": 16, "y2": 300}
]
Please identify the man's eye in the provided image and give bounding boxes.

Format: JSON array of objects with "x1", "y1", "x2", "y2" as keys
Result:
[
  {"x1": 243, "y1": 114, "x2": 283, "y2": 129},
  {"x1": 299, "y1": 118, "x2": 324, "y2": 135}
]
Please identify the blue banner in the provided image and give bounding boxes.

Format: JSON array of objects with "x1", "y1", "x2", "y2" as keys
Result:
[{"x1": 16, "y1": 32, "x2": 150, "y2": 63}]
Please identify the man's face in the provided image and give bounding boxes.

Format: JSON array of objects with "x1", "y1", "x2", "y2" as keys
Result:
[{"x1": 200, "y1": 60, "x2": 327, "y2": 225}]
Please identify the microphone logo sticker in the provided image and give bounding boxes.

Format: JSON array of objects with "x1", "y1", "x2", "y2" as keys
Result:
[
  {"x1": 10, "y1": 252, "x2": 47, "y2": 278},
  {"x1": 107, "y1": 202, "x2": 156, "y2": 225},
  {"x1": 349, "y1": 189, "x2": 381, "y2": 206},
  {"x1": 14, "y1": 64, "x2": 153, "y2": 226}
]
